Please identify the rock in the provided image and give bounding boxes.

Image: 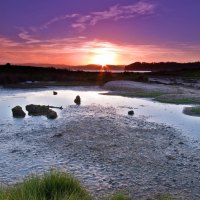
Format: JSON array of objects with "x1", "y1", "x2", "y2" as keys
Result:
[
  {"x1": 53, "y1": 133, "x2": 63, "y2": 137},
  {"x1": 12, "y1": 106, "x2": 26, "y2": 118},
  {"x1": 74, "y1": 95, "x2": 81, "y2": 105},
  {"x1": 26, "y1": 104, "x2": 57, "y2": 119},
  {"x1": 47, "y1": 109, "x2": 57, "y2": 119},
  {"x1": 166, "y1": 155, "x2": 176, "y2": 160},
  {"x1": 53, "y1": 91, "x2": 57, "y2": 95},
  {"x1": 179, "y1": 141, "x2": 184, "y2": 145},
  {"x1": 128, "y1": 110, "x2": 134, "y2": 115},
  {"x1": 26, "y1": 104, "x2": 49, "y2": 116}
]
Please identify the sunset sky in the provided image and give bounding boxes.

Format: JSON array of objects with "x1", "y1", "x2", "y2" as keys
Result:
[{"x1": 0, "y1": 0, "x2": 200, "y2": 65}]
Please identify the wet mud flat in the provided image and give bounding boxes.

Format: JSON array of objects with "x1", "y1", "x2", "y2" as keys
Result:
[{"x1": 0, "y1": 105, "x2": 200, "y2": 199}]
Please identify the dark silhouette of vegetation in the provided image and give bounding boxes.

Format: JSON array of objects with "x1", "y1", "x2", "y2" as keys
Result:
[
  {"x1": 149, "y1": 67, "x2": 200, "y2": 78},
  {"x1": 2, "y1": 62, "x2": 200, "y2": 87},
  {"x1": 125, "y1": 62, "x2": 200, "y2": 72},
  {"x1": 0, "y1": 64, "x2": 147, "y2": 86}
]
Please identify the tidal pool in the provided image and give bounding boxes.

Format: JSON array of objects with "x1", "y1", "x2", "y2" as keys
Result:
[
  {"x1": 0, "y1": 86, "x2": 199, "y2": 140},
  {"x1": 1, "y1": 86, "x2": 200, "y2": 199}
]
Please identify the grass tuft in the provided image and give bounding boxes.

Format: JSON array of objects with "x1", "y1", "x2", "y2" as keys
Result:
[{"x1": 0, "y1": 171, "x2": 91, "y2": 200}]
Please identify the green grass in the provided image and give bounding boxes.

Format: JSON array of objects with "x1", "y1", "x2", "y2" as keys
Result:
[
  {"x1": 155, "y1": 98, "x2": 196, "y2": 104},
  {"x1": 0, "y1": 171, "x2": 92, "y2": 200},
  {"x1": 124, "y1": 91, "x2": 163, "y2": 98},
  {"x1": 0, "y1": 171, "x2": 178, "y2": 200},
  {"x1": 190, "y1": 107, "x2": 200, "y2": 115},
  {"x1": 105, "y1": 192, "x2": 130, "y2": 200}
]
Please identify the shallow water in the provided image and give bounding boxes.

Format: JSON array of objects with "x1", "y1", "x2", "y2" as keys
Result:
[{"x1": 0, "y1": 86, "x2": 199, "y2": 140}]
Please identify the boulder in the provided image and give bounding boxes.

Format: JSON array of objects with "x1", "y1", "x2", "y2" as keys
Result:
[
  {"x1": 12, "y1": 106, "x2": 26, "y2": 118},
  {"x1": 53, "y1": 91, "x2": 57, "y2": 95},
  {"x1": 74, "y1": 95, "x2": 81, "y2": 105},
  {"x1": 47, "y1": 109, "x2": 57, "y2": 119},
  {"x1": 26, "y1": 104, "x2": 49, "y2": 115},
  {"x1": 128, "y1": 110, "x2": 134, "y2": 115}
]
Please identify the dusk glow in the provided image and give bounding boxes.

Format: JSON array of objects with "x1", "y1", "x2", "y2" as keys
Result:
[{"x1": 0, "y1": 0, "x2": 200, "y2": 65}]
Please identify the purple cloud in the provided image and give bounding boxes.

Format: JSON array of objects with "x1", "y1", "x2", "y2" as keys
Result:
[
  {"x1": 26, "y1": 0, "x2": 156, "y2": 34},
  {"x1": 72, "y1": 1, "x2": 156, "y2": 30}
]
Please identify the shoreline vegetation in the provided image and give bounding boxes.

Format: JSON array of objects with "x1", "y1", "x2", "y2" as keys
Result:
[
  {"x1": 0, "y1": 171, "x2": 176, "y2": 200},
  {"x1": 0, "y1": 64, "x2": 148, "y2": 87},
  {"x1": 1, "y1": 62, "x2": 200, "y2": 88}
]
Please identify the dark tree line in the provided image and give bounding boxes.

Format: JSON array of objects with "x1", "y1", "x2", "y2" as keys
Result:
[
  {"x1": 125, "y1": 62, "x2": 200, "y2": 72},
  {"x1": 0, "y1": 64, "x2": 147, "y2": 85}
]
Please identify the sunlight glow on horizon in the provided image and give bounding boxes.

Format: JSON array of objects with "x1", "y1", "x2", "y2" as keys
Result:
[
  {"x1": 0, "y1": 37, "x2": 200, "y2": 66},
  {"x1": 90, "y1": 47, "x2": 118, "y2": 66}
]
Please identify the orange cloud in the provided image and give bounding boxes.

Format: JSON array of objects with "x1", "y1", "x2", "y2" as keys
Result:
[{"x1": 0, "y1": 35, "x2": 200, "y2": 65}]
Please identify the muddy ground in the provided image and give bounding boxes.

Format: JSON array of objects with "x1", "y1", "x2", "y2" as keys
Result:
[{"x1": 1, "y1": 103, "x2": 200, "y2": 199}]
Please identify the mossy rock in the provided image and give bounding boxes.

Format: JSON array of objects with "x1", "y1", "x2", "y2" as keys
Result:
[{"x1": 183, "y1": 106, "x2": 200, "y2": 116}]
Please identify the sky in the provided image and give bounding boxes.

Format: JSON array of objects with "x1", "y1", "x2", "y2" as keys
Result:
[{"x1": 0, "y1": 0, "x2": 200, "y2": 65}]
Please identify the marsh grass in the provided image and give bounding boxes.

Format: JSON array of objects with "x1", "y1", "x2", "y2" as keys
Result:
[
  {"x1": 0, "y1": 171, "x2": 91, "y2": 200},
  {"x1": 183, "y1": 106, "x2": 200, "y2": 116},
  {"x1": 156, "y1": 98, "x2": 197, "y2": 104},
  {"x1": 190, "y1": 107, "x2": 200, "y2": 115}
]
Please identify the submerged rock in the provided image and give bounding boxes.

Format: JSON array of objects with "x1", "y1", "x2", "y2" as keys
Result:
[
  {"x1": 47, "y1": 109, "x2": 57, "y2": 119},
  {"x1": 128, "y1": 110, "x2": 134, "y2": 115},
  {"x1": 12, "y1": 106, "x2": 26, "y2": 118},
  {"x1": 74, "y1": 95, "x2": 81, "y2": 105}
]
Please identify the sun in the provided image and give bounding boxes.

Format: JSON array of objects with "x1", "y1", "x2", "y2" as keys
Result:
[{"x1": 91, "y1": 48, "x2": 117, "y2": 66}]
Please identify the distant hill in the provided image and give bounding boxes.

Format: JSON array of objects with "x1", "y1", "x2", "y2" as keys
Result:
[
  {"x1": 70, "y1": 64, "x2": 125, "y2": 71},
  {"x1": 9, "y1": 63, "x2": 125, "y2": 71},
  {"x1": 125, "y1": 62, "x2": 200, "y2": 72}
]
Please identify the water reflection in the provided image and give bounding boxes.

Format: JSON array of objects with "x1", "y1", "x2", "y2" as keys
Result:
[{"x1": 0, "y1": 86, "x2": 200, "y2": 139}]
